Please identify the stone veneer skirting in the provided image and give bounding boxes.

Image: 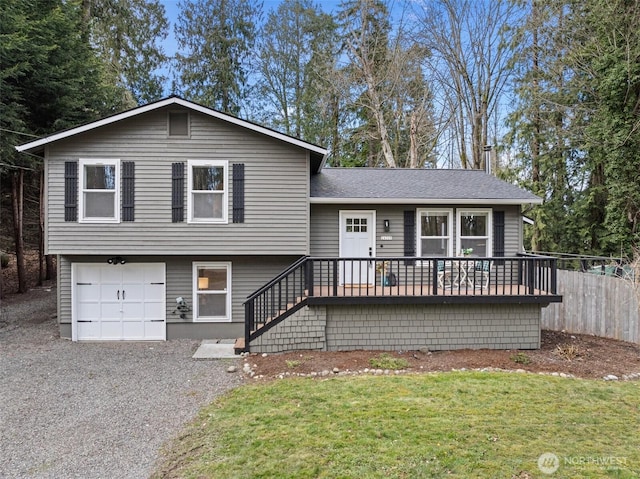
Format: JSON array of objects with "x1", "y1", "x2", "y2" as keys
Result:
[{"x1": 249, "y1": 303, "x2": 541, "y2": 354}]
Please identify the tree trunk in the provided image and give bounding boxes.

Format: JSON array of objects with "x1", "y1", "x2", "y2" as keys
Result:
[
  {"x1": 39, "y1": 168, "x2": 45, "y2": 285},
  {"x1": 11, "y1": 170, "x2": 27, "y2": 293}
]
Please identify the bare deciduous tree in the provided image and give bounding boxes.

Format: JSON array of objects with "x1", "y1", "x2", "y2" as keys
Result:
[{"x1": 413, "y1": 0, "x2": 521, "y2": 169}]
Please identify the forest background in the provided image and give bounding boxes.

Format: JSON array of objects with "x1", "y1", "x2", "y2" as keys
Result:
[{"x1": 2, "y1": 0, "x2": 640, "y2": 295}]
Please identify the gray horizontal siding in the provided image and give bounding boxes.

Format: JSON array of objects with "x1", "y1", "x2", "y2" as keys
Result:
[
  {"x1": 46, "y1": 107, "x2": 309, "y2": 255},
  {"x1": 310, "y1": 204, "x2": 523, "y2": 258},
  {"x1": 58, "y1": 255, "x2": 298, "y2": 339}
]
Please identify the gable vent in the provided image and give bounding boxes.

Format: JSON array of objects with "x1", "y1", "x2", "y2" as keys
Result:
[{"x1": 168, "y1": 111, "x2": 189, "y2": 137}]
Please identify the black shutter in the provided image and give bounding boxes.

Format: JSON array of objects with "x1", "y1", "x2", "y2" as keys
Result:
[
  {"x1": 172, "y1": 162, "x2": 185, "y2": 222},
  {"x1": 493, "y1": 211, "x2": 505, "y2": 258},
  {"x1": 64, "y1": 161, "x2": 78, "y2": 221},
  {"x1": 232, "y1": 163, "x2": 245, "y2": 223},
  {"x1": 121, "y1": 161, "x2": 135, "y2": 221},
  {"x1": 404, "y1": 210, "x2": 416, "y2": 257}
]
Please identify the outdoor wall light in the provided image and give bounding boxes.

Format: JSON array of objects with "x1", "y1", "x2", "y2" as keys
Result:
[
  {"x1": 174, "y1": 297, "x2": 191, "y2": 319},
  {"x1": 107, "y1": 256, "x2": 126, "y2": 265},
  {"x1": 383, "y1": 219, "x2": 390, "y2": 232}
]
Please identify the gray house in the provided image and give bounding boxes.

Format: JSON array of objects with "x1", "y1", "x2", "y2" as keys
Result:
[{"x1": 17, "y1": 97, "x2": 561, "y2": 353}]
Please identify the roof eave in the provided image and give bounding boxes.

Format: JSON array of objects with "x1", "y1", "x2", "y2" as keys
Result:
[
  {"x1": 309, "y1": 197, "x2": 543, "y2": 205},
  {"x1": 16, "y1": 97, "x2": 328, "y2": 158}
]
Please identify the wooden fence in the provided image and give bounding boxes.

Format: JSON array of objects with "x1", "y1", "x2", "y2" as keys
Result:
[{"x1": 542, "y1": 270, "x2": 640, "y2": 345}]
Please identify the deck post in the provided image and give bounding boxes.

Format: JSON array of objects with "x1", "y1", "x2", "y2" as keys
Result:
[
  {"x1": 306, "y1": 259, "x2": 314, "y2": 297},
  {"x1": 332, "y1": 259, "x2": 338, "y2": 296},
  {"x1": 432, "y1": 258, "x2": 438, "y2": 295},
  {"x1": 528, "y1": 258, "x2": 536, "y2": 295},
  {"x1": 550, "y1": 258, "x2": 557, "y2": 294},
  {"x1": 244, "y1": 300, "x2": 254, "y2": 352}
]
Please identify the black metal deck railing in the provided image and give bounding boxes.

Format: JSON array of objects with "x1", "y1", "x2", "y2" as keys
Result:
[{"x1": 243, "y1": 255, "x2": 560, "y2": 349}]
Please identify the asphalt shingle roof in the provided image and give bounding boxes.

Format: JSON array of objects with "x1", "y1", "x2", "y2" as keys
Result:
[{"x1": 310, "y1": 168, "x2": 541, "y2": 203}]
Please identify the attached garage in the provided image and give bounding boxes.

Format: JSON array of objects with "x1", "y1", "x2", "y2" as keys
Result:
[{"x1": 72, "y1": 263, "x2": 166, "y2": 341}]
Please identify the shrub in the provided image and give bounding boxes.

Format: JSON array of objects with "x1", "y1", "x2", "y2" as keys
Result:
[
  {"x1": 1, "y1": 254, "x2": 9, "y2": 269},
  {"x1": 369, "y1": 353, "x2": 409, "y2": 370},
  {"x1": 510, "y1": 352, "x2": 531, "y2": 365},
  {"x1": 555, "y1": 344, "x2": 582, "y2": 361}
]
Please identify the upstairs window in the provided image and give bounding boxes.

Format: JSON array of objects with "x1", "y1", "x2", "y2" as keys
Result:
[
  {"x1": 457, "y1": 209, "x2": 492, "y2": 256},
  {"x1": 187, "y1": 160, "x2": 228, "y2": 223},
  {"x1": 168, "y1": 111, "x2": 189, "y2": 137},
  {"x1": 417, "y1": 209, "x2": 452, "y2": 257},
  {"x1": 79, "y1": 159, "x2": 120, "y2": 223}
]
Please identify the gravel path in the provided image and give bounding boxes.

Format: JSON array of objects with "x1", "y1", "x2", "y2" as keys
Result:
[{"x1": 0, "y1": 288, "x2": 244, "y2": 479}]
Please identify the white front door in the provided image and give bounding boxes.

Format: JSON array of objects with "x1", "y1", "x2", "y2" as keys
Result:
[
  {"x1": 73, "y1": 263, "x2": 166, "y2": 341},
  {"x1": 339, "y1": 211, "x2": 375, "y2": 285}
]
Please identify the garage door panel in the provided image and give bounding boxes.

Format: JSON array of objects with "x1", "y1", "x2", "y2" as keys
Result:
[
  {"x1": 121, "y1": 283, "x2": 144, "y2": 302},
  {"x1": 122, "y1": 303, "x2": 144, "y2": 320},
  {"x1": 100, "y1": 321, "x2": 124, "y2": 339},
  {"x1": 76, "y1": 283, "x2": 100, "y2": 300},
  {"x1": 144, "y1": 283, "x2": 164, "y2": 297},
  {"x1": 74, "y1": 263, "x2": 166, "y2": 341},
  {"x1": 77, "y1": 322, "x2": 100, "y2": 340},
  {"x1": 77, "y1": 302, "x2": 100, "y2": 320},
  {"x1": 99, "y1": 302, "x2": 121, "y2": 319},
  {"x1": 100, "y1": 267, "x2": 123, "y2": 283},
  {"x1": 122, "y1": 322, "x2": 145, "y2": 339},
  {"x1": 144, "y1": 302, "x2": 165, "y2": 318}
]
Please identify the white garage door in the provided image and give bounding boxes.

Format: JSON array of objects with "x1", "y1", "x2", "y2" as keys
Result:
[{"x1": 73, "y1": 263, "x2": 166, "y2": 341}]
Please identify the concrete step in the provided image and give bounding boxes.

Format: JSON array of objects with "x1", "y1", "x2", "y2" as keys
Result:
[{"x1": 192, "y1": 339, "x2": 239, "y2": 359}]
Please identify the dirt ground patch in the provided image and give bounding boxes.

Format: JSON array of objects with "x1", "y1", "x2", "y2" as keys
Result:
[{"x1": 246, "y1": 329, "x2": 640, "y2": 380}]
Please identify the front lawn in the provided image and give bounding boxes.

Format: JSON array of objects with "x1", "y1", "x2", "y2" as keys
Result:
[{"x1": 153, "y1": 372, "x2": 639, "y2": 478}]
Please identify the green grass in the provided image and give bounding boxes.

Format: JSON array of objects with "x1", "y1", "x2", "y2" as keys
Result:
[{"x1": 153, "y1": 373, "x2": 640, "y2": 479}]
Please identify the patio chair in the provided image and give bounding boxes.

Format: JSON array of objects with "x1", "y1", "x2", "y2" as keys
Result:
[
  {"x1": 473, "y1": 260, "x2": 491, "y2": 289},
  {"x1": 437, "y1": 260, "x2": 447, "y2": 288}
]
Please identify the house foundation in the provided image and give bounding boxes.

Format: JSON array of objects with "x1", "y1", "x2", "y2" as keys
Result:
[{"x1": 249, "y1": 303, "x2": 541, "y2": 353}]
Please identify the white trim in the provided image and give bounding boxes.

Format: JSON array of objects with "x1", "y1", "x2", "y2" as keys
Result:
[
  {"x1": 310, "y1": 197, "x2": 543, "y2": 205},
  {"x1": 456, "y1": 208, "x2": 493, "y2": 257},
  {"x1": 78, "y1": 158, "x2": 120, "y2": 223},
  {"x1": 187, "y1": 159, "x2": 229, "y2": 224},
  {"x1": 192, "y1": 261, "x2": 232, "y2": 322},
  {"x1": 416, "y1": 208, "x2": 454, "y2": 257},
  {"x1": 16, "y1": 97, "x2": 328, "y2": 157}
]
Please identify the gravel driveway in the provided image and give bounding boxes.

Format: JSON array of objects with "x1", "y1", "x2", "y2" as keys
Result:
[{"x1": 0, "y1": 288, "x2": 243, "y2": 479}]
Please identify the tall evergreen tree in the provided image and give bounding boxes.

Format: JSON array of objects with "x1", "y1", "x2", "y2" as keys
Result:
[
  {"x1": 253, "y1": 0, "x2": 338, "y2": 146},
  {"x1": 83, "y1": 0, "x2": 170, "y2": 105},
  {"x1": 174, "y1": 0, "x2": 261, "y2": 115},
  {"x1": 338, "y1": 0, "x2": 395, "y2": 167},
  {"x1": 1, "y1": 0, "x2": 116, "y2": 292},
  {"x1": 508, "y1": 0, "x2": 640, "y2": 256}
]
